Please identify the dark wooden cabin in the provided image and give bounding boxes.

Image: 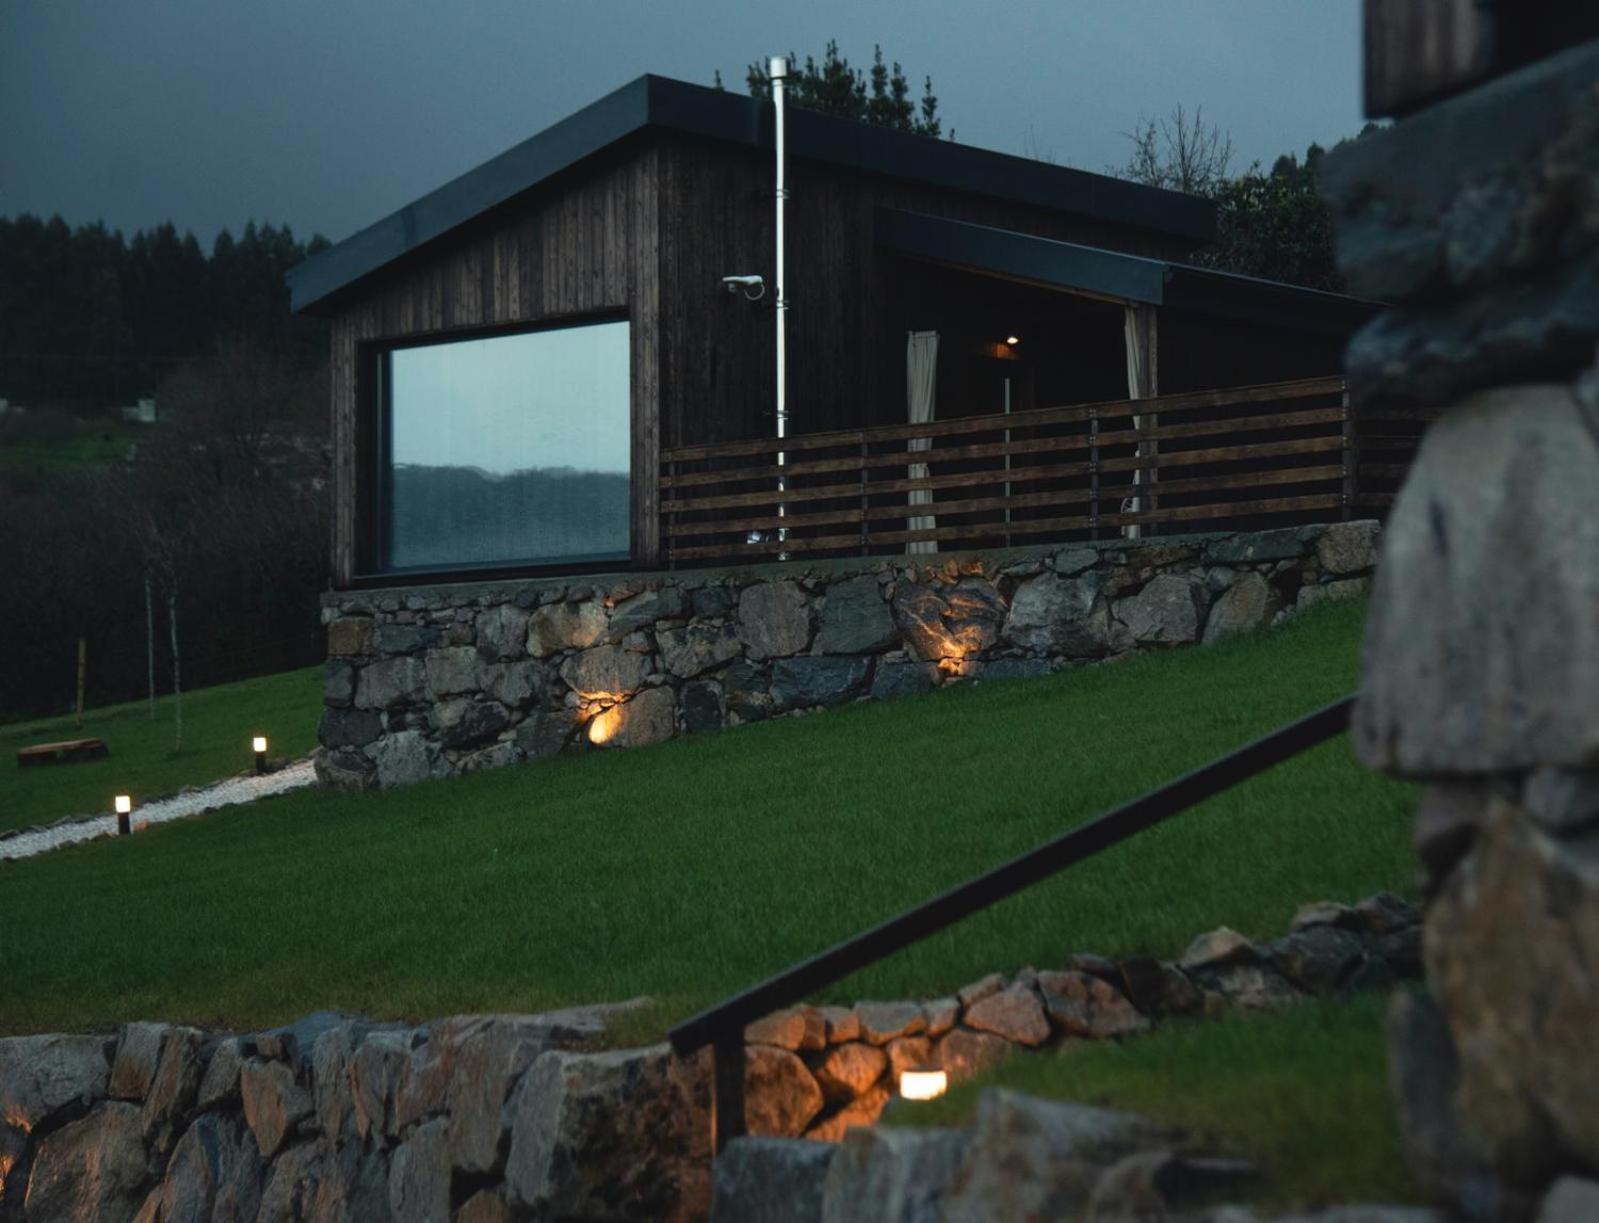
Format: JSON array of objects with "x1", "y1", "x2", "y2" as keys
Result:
[{"x1": 290, "y1": 74, "x2": 1402, "y2": 589}]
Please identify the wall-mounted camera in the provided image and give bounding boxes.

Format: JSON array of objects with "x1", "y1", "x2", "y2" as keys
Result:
[{"x1": 720, "y1": 274, "x2": 766, "y2": 301}]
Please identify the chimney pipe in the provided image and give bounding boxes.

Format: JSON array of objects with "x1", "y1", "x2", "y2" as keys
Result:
[{"x1": 769, "y1": 55, "x2": 790, "y2": 552}]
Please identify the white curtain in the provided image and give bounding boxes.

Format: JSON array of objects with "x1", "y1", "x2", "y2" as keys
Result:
[
  {"x1": 1122, "y1": 304, "x2": 1156, "y2": 539},
  {"x1": 906, "y1": 330, "x2": 939, "y2": 554}
]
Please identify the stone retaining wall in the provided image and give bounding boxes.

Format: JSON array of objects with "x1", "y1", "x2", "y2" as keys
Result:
[
  {"x1": 1322, "y1": 35, "x2": 1599, "y2": 1217},
  {"x1": 316, "y1": 523, "x2": 1380, "y2": 789},
  {"x1": 0, "y1": 892, "x2": 1418, "y2": 1222}
]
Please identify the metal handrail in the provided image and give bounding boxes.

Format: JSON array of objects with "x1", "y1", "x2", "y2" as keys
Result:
[{"x1": 668, "y1": 693, "x2": 1357, "y2": 1152}]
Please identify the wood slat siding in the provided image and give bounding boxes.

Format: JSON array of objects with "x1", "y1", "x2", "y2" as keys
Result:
[
  {"x1": 659, "y1": 376, "x2": 1429, "y2": 565},
  {"x1": 327, "y1": 145, "x2": 662, "y2": 586}
]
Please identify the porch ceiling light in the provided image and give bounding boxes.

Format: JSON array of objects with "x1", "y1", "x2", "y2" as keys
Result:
[{"x1": 1005, "y1": 334, "x2": 1020, "y2": 345}]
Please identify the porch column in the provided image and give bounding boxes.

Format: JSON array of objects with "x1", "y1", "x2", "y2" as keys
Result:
[{"x1": 1122, "y1": 304, "x2": 1159, "y2": 539}]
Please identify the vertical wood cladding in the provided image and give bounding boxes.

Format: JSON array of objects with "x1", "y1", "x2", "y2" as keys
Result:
[
  {"x1": 654, "y1": 133, "x2": 1197, "y2": 451},
  {"x1": 326, "y1": 128, "x2": 1195, "y2": 587},
  {"x1": 327, "y1": 145, "x2": 661, "y2": 585}
]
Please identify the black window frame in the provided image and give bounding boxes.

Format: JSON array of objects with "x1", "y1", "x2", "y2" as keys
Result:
[{"x1": 358, "y1": 310, "x2": 634, "y2": 584}]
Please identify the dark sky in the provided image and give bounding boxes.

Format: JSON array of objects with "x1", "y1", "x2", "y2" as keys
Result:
[{"x1": 1, "y1": 1, "x2": 1364, "y2": 249}]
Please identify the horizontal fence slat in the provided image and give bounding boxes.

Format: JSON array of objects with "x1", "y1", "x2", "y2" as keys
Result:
[
  {"x1": 663, "y1": 436, "x2": 1346, "y2": 515},
  {"x1": 661, "y1": 376, "x2": 1348, "y2": 463},
  {"x1": 664, "y1": 465, "x2": 1349, "y2": 542},
  {"x1": 668, "y1": 494, "x2": 1345, "y2": 561},
  {"x1": 661, "y1": 404, "x2": 1347, "y2": 490}
]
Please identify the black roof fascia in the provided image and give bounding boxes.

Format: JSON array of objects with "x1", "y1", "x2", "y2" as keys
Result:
[
  {"x1": 290, "y1": 75, "x2": 1215, "y2": 317},
  {"x1": 875, "y1": 209, "x2": 1381, "y2": 334},
  {"x1": 876, "y1": 208, "x2": 1169, "y2": 304}
]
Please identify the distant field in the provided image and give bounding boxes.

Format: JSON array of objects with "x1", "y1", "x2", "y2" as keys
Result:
[
  {"x1": 0, "y1": 598, "x2": 1417, "y2": 1038},
  {"x1": 0, "y1": 667, "x2": 322, "y2": 833},
  {"x1": 0, "y1": 418, "x2": 143, "y2": 470}
]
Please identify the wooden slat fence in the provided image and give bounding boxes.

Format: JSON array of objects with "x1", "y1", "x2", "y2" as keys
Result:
[{"x1": 659, "y1": 376, "x2": 1432, "y2": 566}]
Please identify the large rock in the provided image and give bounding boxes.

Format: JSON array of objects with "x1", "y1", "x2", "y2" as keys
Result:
[
  {"x1": 1002, "y1": 572, "x2": 1111, "y2": 657},
  {"x1": 934, "y1": 1028, "x2": 1013, "y2": 1083},
  {"x1": 1426, "y1": 797, "x2": 1599, "y2": 1185},
  {"x1": 318, "y1": 707, "x2": 383, "y2": 749},
  {"x1": 527, "y1": 601, "x2": 607, "y2": 657},
  {"x1": 433, "y1": 699, "x2": 511, "y2": 750},
  {"x1": 354, "y1": 656, "x2": 426, "y2": 709},
  {"x1": 820, "y1": 1125, "x2": 969, "y2": 1223},
  {"x1": 869, "y1": 662, "x2": 940, "y2": 701},
  {"x1": 813, "y1": 1043, "x2": 888, "y2": 1103},
  {"x1": 608, "y1": 588, "x2": 686, "y2": 640},
  {"x1": 1201, "y1": 528, "x2": 1307, "y2": 565},
  {"x1": 515, "y1": 710, "x2": 577, "y2": 761},
  {"x1": 314, "y1": 748, "x2": 376, "y2": 792},
  {"x1": 1115, "y1": 574, "x2": 1207, "y2": 645},
  {"x1": 1317, "y1": 520, "x2": 1380, "y2": 577},
  {"x1": 141, "y1": 1027, "x2": 202, "y2": 1153},
  {"x1": 151, "y1": 1110, "x2": 265, "y2": 1223},
  {"x1": 0, "y1": 1033, "x2": 110, "y2": 1133},
  {"x1": 474, "y1": 605, "x2": 530, "y2": 660},
  {"x1": 743, "y1": 1045, "x2": 824, "y2": 1138},
  {"x1": 711, "y1": 1137, "x2": 834, "y2": 1223},
  {"x1": 1267, "y1": 926, "x2": 1371, "y2": 994},
  {"x1": 1356, "y1": 385, "x2": 1599, "y2": 775},
  {"x1": 853, "y1": 1002, "x2": 926, "y2": 1046},
  {"x1": 349, "y1": 1030, "x2": 412, "y2": 1146},
  {"x1": 814, "y1": 577, "x2": 897, "y2": 655},
  {"x1": 369, "y1": 730, "x2": 440, "y2": 788},
  {"x1": 1036, "y1": 970, "x2": 1149, "y2": 1039},
  {"x1": 240, "y1": 1059, "x2": 311, "y2": 1158},
  {"x1": 23, "y1": 1101, "x2": 149, "y2": 1222},
  {"x1": 936, "y1": 1090, "x2": 1180, "y2": 1223},
  {"x1": 592, "y1": 686, "x2": 676, "y2": 750},
  {"x1": 388, "y1": 1116, "x2": 451, "y2": 1222},
  {"x1": 326, "y1": 617, "x2": 374, "y2": 657},
  {"x1": 441, "y1": 1016, "x2": 558, "y2": 1174},
  {"x1": 658, "y1": 623, "x2": 742, "y2": 679},
  {"x1": 892, "y1": 580, "x2": 1005, "y2": 662},
  {"x1": 110, "y1": 1022, "x2": 170, "y2": 1100},
  {"x1": 375, "y1": 623, "x2": 440, "y2": 655},
  {"x1": 770, "y1": 657, "x2": 870, "y2": 710},
  {"x1": 504, "y1": 1044, "x2": 710, "y2": 1223},
  {"x1": 1387, "y1": 989, "x2": 1494, "y2": 1211},
  {"x1": 737, "y1": 582, "x2": 813, "y2": 659},
  {"x1": 424, "y1": 646, "x2": 482, "y2": 698},
  {"x1": 962, "y1": 986, "x2": 1050, "y2": 1047},
  {"x1": 480, "y1": 660, "x2": 544, "y2": 709},
  {"x1": 560, "y1": 644, "x2": 652, "y2": 700},
  {"x1": 1202, "y1": 571, "x2": 1275, "y2": 644}
]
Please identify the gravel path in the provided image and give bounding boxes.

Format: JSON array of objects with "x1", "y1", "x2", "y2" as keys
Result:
[{"x1": 1, "y1": 759, "x2": 317, "y2": 863}]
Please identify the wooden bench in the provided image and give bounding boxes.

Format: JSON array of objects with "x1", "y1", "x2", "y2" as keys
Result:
[{"x1": 15, "y1": 737, "x2": 108, "y2": 767}]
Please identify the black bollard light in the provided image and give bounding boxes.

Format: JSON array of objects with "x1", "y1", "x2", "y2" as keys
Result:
[
  {"x1": 114, "y1": 794, "x2": 132, "y2": 836},
  {"x1": 252, "y1": 735, "x2": 268, "y2": 775}
]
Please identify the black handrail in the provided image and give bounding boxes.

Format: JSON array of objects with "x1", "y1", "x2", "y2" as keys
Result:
[{"x1": 668, "y1": 693, "x2": 1356, "y2": 1152}]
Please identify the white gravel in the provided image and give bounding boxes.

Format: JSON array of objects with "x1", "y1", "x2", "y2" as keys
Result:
[{"x1": 1, "y1": 758, "x2": 317, "y2": 863}]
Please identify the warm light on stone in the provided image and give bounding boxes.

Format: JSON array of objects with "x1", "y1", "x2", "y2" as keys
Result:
[
  {"x1": 898, "y1": 1068, "x2": 947, "y2": 1101},
  {"x1": 587, "y1": 704, "x2": 625, "y2": 745}
]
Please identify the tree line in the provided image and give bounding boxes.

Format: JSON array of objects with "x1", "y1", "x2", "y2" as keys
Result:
[{"x1": 0, "y1": 214, "x2": 329, "y2": 408}]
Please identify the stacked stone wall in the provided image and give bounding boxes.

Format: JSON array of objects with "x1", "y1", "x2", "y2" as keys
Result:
[
  {"x1": 316, "y1": 523, "x2": 1380, "y2": 790},
  {"x1": 1321, "y1": 35, "x2": 1599, "y2": 1217}
]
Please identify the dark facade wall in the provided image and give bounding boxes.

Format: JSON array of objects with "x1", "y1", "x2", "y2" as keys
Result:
[
  {"x1": 1158, "y1": 307, "x2": 1348, "y2": 395},
  {"x1": 326, "y1": 142, "x2": 662, "y2": 587},
  {"x1": 655, "y1": 133, "x2": 1201, "y2": 451}
]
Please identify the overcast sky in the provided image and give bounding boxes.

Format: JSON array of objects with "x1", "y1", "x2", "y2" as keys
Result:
[{"x1": 1, "y1": 1, "x2": 1364, "y2": 248}]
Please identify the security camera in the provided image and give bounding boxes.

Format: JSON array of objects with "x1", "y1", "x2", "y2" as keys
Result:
[{"x1": 721, "y1": 274, "x2": 766, "y2": 300}]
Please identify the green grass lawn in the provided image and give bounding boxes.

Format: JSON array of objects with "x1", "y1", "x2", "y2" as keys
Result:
[
  {"x1": 0, "y1": 420, "x2": 143, "y2": 470},
  {"x1": 0, "y1": 667, "x2": 322, "y2": 833},
  {"x1": 0, "y1": 598, "x2": 1417, "y2": 1038},
  {"x1": 892, "y1": 995, "x2": 1416, "y2": 1210}
]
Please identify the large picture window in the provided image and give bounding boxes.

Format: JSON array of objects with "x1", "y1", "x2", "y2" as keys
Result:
[{"x1": 379, "y1": 319, "x2": 631, "y2": 573}]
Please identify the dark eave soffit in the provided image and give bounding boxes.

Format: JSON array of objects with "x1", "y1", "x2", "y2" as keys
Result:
[
  {"x1": 875, "y1": 209, "x2": 1383, "y2": 335},
  {"x1": 289, "y1": 74, "x2": 1215, "y2": 317}
]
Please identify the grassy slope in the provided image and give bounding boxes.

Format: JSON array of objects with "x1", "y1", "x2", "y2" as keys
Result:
[
  {"x1": 0, "y1": 599, "x2": 1417, "y2": 1036},
  {"x1": 0, "y1": 421, "x2": 142, "y2": 470},
  {"x1": 0, "y1": 667, "x2": 323, "y2": 833},
  {"x1": 894, "y1": 995, "x2": 1415, "y2": 1210}
]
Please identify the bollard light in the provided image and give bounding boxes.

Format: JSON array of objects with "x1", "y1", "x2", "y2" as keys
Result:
[
  {"x1": 252, "y1": 735, "x2": 268, "y2": 775},
  {"x1": 114, "y1": 794, "x2": 133, "y2": 836},
  {"x1": 898, "y1": 1068, "x2": 948, "y2": 1101}
]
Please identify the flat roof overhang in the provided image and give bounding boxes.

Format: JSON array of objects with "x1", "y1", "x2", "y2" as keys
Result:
[
  {"x1": 289, "y1": 75, "x2": 1216, "y2": 318},
  {"x1": 875, "y1": 208, "x2": 1383, "y2": 335}
]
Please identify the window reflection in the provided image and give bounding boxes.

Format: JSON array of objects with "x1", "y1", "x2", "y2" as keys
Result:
[{"x1": 384, "y1": 321, "x2": 630, "y2": 571}]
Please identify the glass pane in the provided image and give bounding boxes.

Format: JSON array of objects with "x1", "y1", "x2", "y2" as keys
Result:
[{"x1": 386, "y1": 321, "x2": 630, "y2": 571}]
